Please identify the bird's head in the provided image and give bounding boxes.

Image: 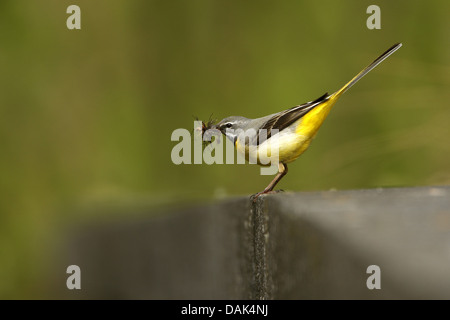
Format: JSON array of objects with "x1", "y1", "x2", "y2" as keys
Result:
[{"x1": 215, "y1": 116, "x2": 250, "y2": 144}]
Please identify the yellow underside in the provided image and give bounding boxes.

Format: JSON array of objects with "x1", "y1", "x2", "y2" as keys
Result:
[
  {"x1": 236, "y1": 91, "x2": 343, "y2": 166},
  {"x1": 282, "y1": 94, "x2": 339, "y2": 163}
]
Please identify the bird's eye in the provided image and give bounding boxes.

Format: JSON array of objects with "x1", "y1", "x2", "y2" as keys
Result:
[{"x1": 225, "y1": 123, "x2": 233, "y2": 128}]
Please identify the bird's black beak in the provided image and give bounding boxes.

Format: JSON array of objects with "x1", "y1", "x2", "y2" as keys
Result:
[{"x1": 214, "y1": 123, "x2": 224, "y2": 133}]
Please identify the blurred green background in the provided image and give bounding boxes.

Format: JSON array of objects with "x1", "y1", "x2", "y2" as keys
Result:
[{"x1": 0, "y1": 0, "x2": 449, "y2": 298}]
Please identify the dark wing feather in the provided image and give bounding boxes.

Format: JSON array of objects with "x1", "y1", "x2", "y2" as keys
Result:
[{"x1": 257, "y1": 92, "x2": 329, "y2": 144}]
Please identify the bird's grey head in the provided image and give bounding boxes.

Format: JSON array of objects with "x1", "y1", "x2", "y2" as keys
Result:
[{"x1": 215, "y1": 116, "x2": 250, "y2": 144}]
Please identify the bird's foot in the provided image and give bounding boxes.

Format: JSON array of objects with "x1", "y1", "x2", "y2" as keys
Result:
[{"x1": 250, "y1": 189, "x2": 284, "y2": 202}]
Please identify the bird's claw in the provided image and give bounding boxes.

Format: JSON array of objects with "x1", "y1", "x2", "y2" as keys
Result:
[{"x1": 250, "y1": 189, "x2": 284, "y2": 202}]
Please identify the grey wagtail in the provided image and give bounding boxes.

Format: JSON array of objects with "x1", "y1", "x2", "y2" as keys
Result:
[{"x1": 209, "y1": 43, "x2": 402, "y2": 200}]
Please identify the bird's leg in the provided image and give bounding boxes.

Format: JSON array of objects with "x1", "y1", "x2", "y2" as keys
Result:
[
  {"x1": 262, "y1": 163, "x2": 288, "y2": 192},
  {"x1": 251, "y1": 163, "x2": 288, "y2": 202}
]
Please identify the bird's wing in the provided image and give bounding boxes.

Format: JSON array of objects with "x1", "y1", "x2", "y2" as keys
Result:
[{"x1": 255, "y1": 92, "x2": 329, "y2": 145}]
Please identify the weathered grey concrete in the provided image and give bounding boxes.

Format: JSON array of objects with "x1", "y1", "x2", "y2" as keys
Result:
[
  {"x1": 262, "y1": 186, "x2": 450, "y2": 299},
  {"x1": 54, "y1": 199, "x2": 252, "y2": 299},
  {"x1": 54, "y1": 185, "x2": 450, "y2": 299}
]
